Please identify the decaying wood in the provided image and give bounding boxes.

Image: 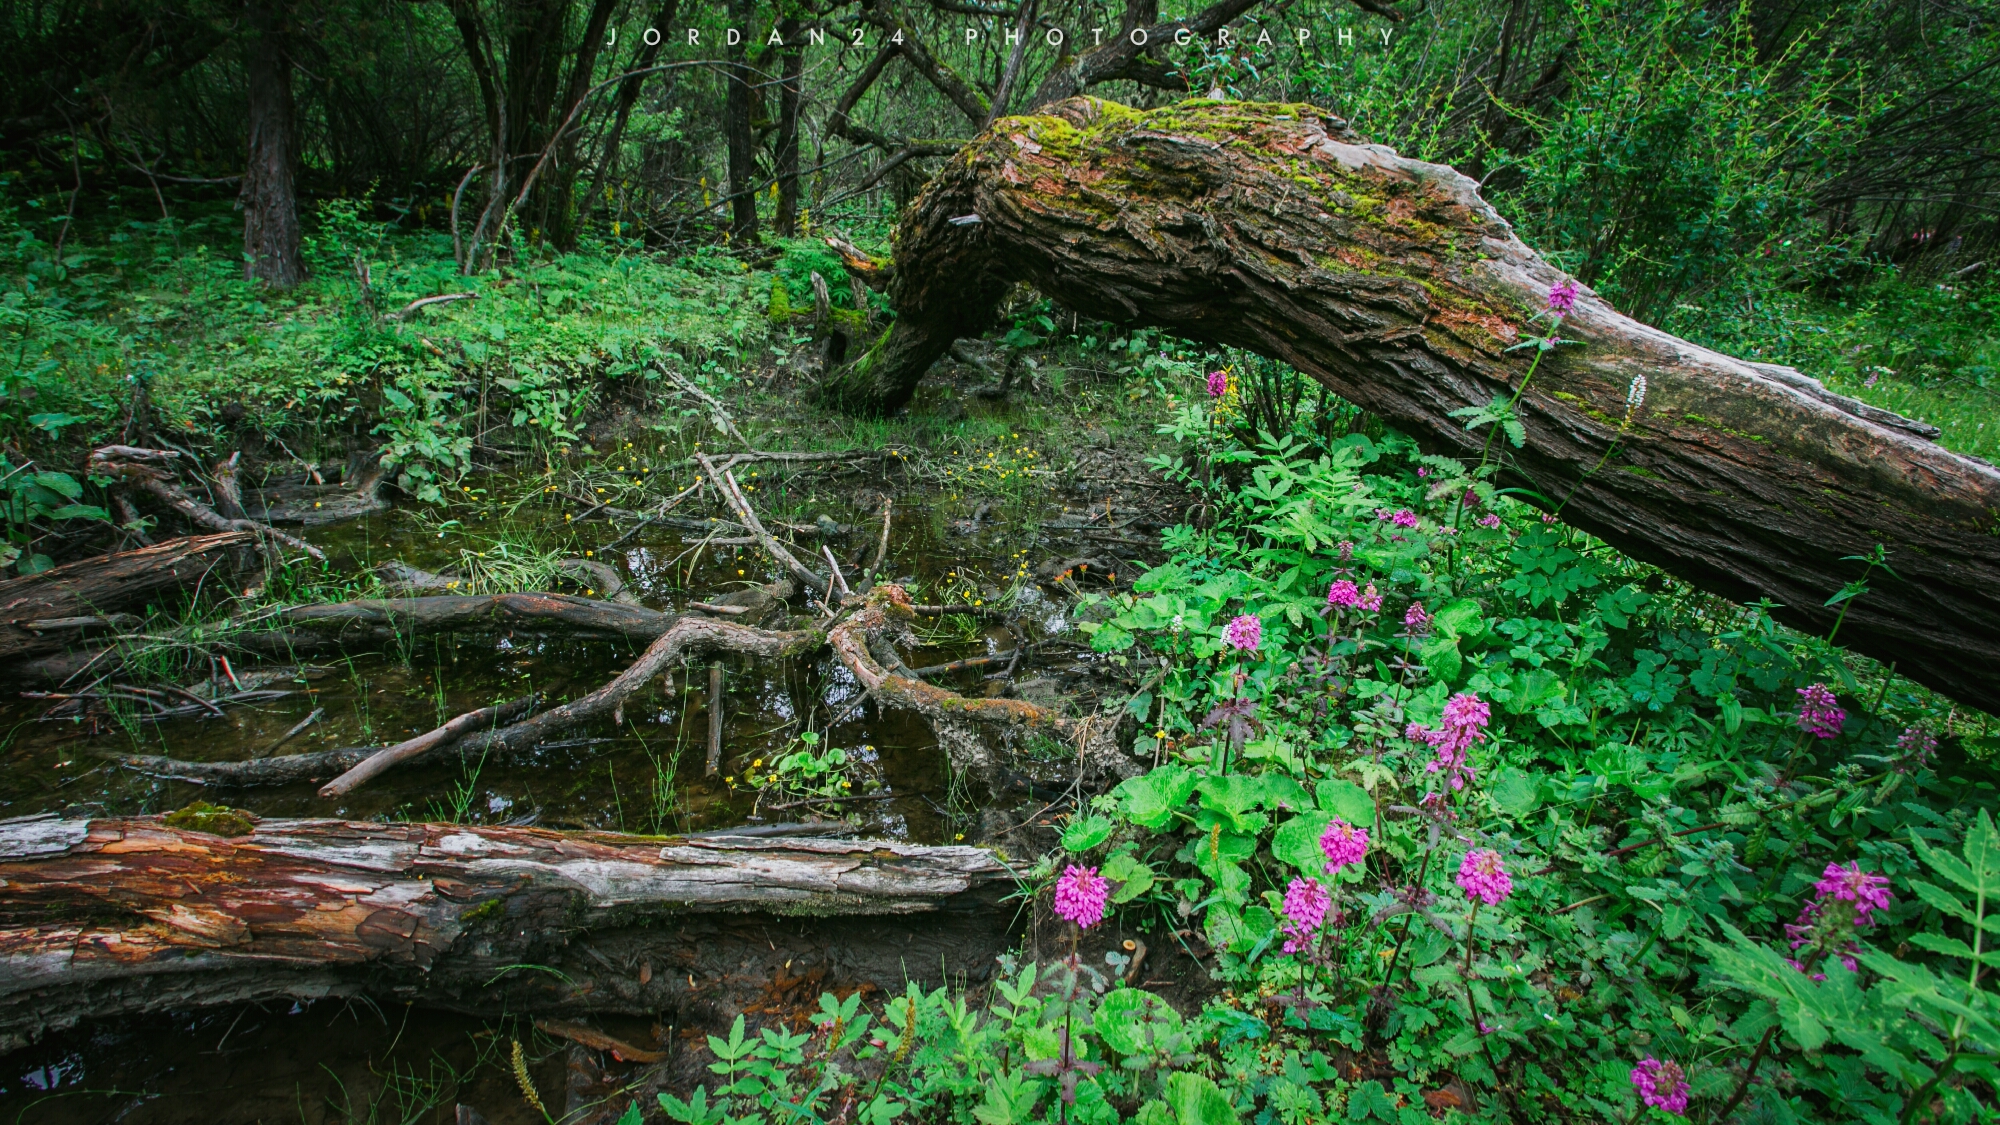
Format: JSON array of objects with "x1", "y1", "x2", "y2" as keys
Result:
[
  {"x1": 89, "y1": 446, "x2": 326, "y2": 561},
  {"x1": 831, "y1": 97, "x2": 2000, "y2": 710},
  {"x1": 317, "y1": 694, "x2": 539, "y2": 797},
  {"x1": 0, "y1": 814, "x2": 1015, "y2": 1052},
  {"x1": 0, "y1": 532, "x2": 252, "y2": 668},
  {"x1": 695, "y1": 453, "x2": 832, "y2": 591}
]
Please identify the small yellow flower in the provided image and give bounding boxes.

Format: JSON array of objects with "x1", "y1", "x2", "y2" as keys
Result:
[
  {"x1": 725, "y1": 775, "x2": 735, "y2": 783},
  {"x1": 737, "y1": 569, "x2": 745, "y2": 576},
  {"x1": 584, "y1": 550, "x2": 594, "y2": 557},
  {"x1": 954, "y1": 834, "x2": 965, "y2": 841},
  {"x1": 841, "y1": 780, "x2": 851, "y2": 788},
  {"x1": 752, "y1": 759, "x2": 763, "y2": 767}
]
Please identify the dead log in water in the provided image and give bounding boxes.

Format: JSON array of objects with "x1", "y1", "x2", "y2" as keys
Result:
[
  {"x1": 0, "y1": 532, "x2": 253, "y2": 666},
  {"x1": 0, "y1": 814, "x2": 1016, "y2": 1052},
  {"x1": 829, "y1": 97, "x2": 2000, "y2": 711}
]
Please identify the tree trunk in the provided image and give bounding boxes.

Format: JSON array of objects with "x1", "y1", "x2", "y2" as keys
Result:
[
  {"x1": 0, "y1": 815, "x2": 1014, "y2": 1052},
  {"x1": 241, "y1": 0, "x2": 305, "y2": 287},
  {"x1": 722, "y1": 0, "x2": 760, "y2": 244},
  {"x1": 0, "y1": 532, "x2": 251, "y2": 667},
  {"x1": 772, "y1": 28, "x2": 804, "y2": 237},
  {"x1": 824, "y1": 98, "x2": 2000, "y2": 712}
]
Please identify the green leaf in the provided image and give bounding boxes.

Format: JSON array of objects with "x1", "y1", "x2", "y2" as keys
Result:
[
  {"x1": 1101, "y1": 853, "x2": 1156, "y2": 902},
  {"x1": 1061, "y1": 815, "x2": 1115, "y2": 854},
  {"x1": 1096, "y1": 988, "x2": 1185, "y2": 1056},
  {"x1": 1418, "y1": 636, "x2": 1462, "y2": 684},
  {"x1": 1165, "y1": 1072, "x2": 1238, "y2": 1125},
  {"x1": 1910, "y1": 880, "x2": 1978, "y2": 926},
  {"x1": 1488, "y1": 767, "x2": 1544, "y2": 817},
  {"x1": 1197, "y1": 776, "x2": 1271, "y2": 835},
  {"x1": 1114, "y1": 767, "x2": 1196, "y2": 830},
  {"x1": 17, "y1": 553, "x2": 54, "y2": 576},
  {"x1": 30, "y1": 471, "x2": 82, "y2": 500},
  {"x1": 1431, "y1": 598, "x2": 1486, "y2": 641},
  {"x1": 1092, "y1": 622, "x2": 1136, "y2": 652},
  {"x1": 971, "y1": 1072, "x2": 1041, "y2": 1125},
  {"x1": 1344, "y1": 1080, "x2": 1399, "y2": 1122},
  {"x1": 1272, "y1": 813, "x2": 1332, "y2": 876},
  {"x1": 614, "y1": 1103, "x2": 643, "y2": 1125},
  {"x1": 1314, "y1": 779, "x2": 1376, "y2": 826}
]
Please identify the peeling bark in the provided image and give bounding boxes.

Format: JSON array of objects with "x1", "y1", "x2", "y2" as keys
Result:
[
  {"x1": 829, "y1": 98, "x2": 2000, "y2": 711},
  {"x1": 0, "y1": 532, "x2": 251, "y2": 667},
  {"x1": 0, "y1": 815, "x2": 1014, "y2": 1052}
]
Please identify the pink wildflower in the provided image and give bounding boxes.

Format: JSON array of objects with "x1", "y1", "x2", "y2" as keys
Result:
[
  {"x1": 1404, "y1": 602, "x2": 1431, "y2": 636},
  {"x1": 1408, "y1": 692, "x2": 1490, "y2": 790},
  {"x1": 1815, "y1": 862, "x2": 1893, "y2": 925},
  {"x1": 1326, "y1": 579, "x2": 1361, "y2": 610},
  {"x1": 1336, "y1": 540, "x2": 1355, "y2": 561},
  {"x1": 1457, "y1": 849, "x2": 1512, "y2": 906},
  {"x1": 1279, "y1": 877, "x2": 1331, "y2": 953},
  {"x1": 1053, "y1": 865, "x2": 1109, "y2": 930},
  {"x1": 1795, "y1": 683, "x2": 1845, "y2": 739},
  {"x1": 1224, "y1": 614, "x2": 1261, "y2": 652},
  {"x1": 1319, "y1": 817, "x2": 1370, "y2": 871},
  {"x1": 1785, "y1": 861, "x2": 1892, "y2": 976},
  {"x1": 1391, "y1": 509, "x2": 1419, "y2": 529},
  {"x1": 1630, "y1": 1058, "x2": 1689, "y2": 1116},
  {"x1": 1547, "y1": 280, "x2": 1579, "y2": 317},
  {"x1": 1896, "y1": 726, "x2": 1938, "y2": 771},
  {"x1": 1357, "y1": 584, "x2": 1383, "y2": 612},
  {"x1": 1541, "y1": 512, "x2": 1556, "y2": 523},
  {"x1": 1478, "y1": 513, "x2": 1502, "y2": 528},
  {"x1": 1206, "y1": 371, "x2": 1228, "y2": 398},
  {"x1": 1417, "y1": 467, "x2": 1430, "y2": 478}
]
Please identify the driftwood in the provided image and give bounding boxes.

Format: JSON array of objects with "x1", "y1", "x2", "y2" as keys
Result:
[
  {"x1": 89, "y1": 446, "x2": 326, "y2": 561},
  {"x1": 823, "y1": 97, "x2": 2000, "y2": 711},
  {"x1": 0, "y1": 814, "x2": 1015, "y2": 1052},
  {"x1": 0, "y1": 532, "x2": 252, "y2": 666},
  {"x1": 316, "y1": 694, "x2": 540, "y2": 797}
]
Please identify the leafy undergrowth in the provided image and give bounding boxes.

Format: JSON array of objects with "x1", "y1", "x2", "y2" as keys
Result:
[{"x1": 639, "y1": 397, "x2": 2000, "y2": 1125}]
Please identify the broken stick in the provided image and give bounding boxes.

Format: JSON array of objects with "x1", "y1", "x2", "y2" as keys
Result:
[{"x1": 318, "y1": 694, "x2": 539, "y2": 797}]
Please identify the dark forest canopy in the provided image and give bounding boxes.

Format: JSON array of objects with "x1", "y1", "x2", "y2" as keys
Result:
[{"x1": 2, "y1": 0, "x2": 1995, "y2": 305}]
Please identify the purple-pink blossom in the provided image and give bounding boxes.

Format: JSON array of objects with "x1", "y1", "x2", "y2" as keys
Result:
[
  {"x1": 1336, "y1": 540, "x2": 1355, "y2": 561},
  {"x1": 1404, "y1": 602, "x2": 1431, "y2": 635},
  {"x1": 1224, "y1": 614, "x2": 1261, "y2": 652},
  {"x1": 1814, "y1": 862, "x2": 1893, "y2": 925},
  {"x1": 1408, "y1": 692, "x2": 1490, "y2": 790},
  {"x1": 1478, "y1": 513, "x2": 1502, "y2": 528},
  {"x1": 1795, "y1": 684, "x2": 1845, "y2": 739},
  {"x1": 1206, "y1": 371, "x2": 1228, "y2": 398},
  {"x1": 1053, "y1": 865, "x2": 1109, "y2": 930},
  {"x1": 1319, "y1": 817, "x2": 1370, "y2": 871},
  {"x1": 1547, "y1": 280, "x2": 1579, "y2": 317},
  {"x1": 1326, "y1": 579, "x2": 1360, "y2": 610},
  {"x1": 1785, "y1": 861, "x2": 1892, "y2": 977},
  {"x1": 1279, "y1": 877, "x2": 1331, "y2": 954},
  {"x1": 1457, "y1": 849, "x2": 1513, "y2": 906},
  {"x1": 1357, "y1": 584, "x2": 1383, "y2": 612},
  {"x1": 1630, "y1": 1058, "x2": 1689, "y2": 1116}
]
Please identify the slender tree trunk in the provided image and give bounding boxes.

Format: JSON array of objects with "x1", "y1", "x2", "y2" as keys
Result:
[
  {"x1": 722, "y1": 0, "x2": 760, "y2": 244},
  {"x1": 240, "y1": 0, "x2": 305, "y2": 287},
  {"x1": 578, "y1": 0, "x2": 682, "y2": 233},
  {"x1": 546, "y1": 0, "x2": 620, "y2": 249},
  {"x1": 773, "y1": 23, "x2": 804, "y2": 236},
  {"x1": 823, "y1": 98, "x2": 2000, "y2": 712}
]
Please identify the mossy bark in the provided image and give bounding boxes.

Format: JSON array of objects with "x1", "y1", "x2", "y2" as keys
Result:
[{"x1": 828, "y1": 96, "x2": 2000, "y2": 711}]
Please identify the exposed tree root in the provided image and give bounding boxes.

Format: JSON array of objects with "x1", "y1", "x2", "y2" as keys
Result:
[
  {"x1": 0, "y1": 815, "x2": 1014, "y2": 1052},
  {"x1": 89, "y1": 446, "x2": 325, "y2": 562}
]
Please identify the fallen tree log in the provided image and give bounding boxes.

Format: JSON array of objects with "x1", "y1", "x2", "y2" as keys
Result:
[
  {"x1": 827, "y1": 98, "x2": 2000, "y2": 711},
  {"x1": 0, "y1": 532, "x2": 252, "y2": 665},
  {"x1": 0, "y1": 814, "x2": 1016, "y2": 1052}
]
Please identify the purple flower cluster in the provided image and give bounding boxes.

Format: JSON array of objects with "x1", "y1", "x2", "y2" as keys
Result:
[
  {"x1": 1406, "y1": 692, "x2": 1491, "y2": 790},
  {"x1": 1785, "y1": 861, "x2": 1892, "y2": 977},
  {"x1": 1457, "y1": 849, "x2": 1513, "y2": 906},
  {"x1": 1547, "y1": 280, "x2": 1579, "y2": 317},
  {"x1": 1326, "y1": 579, "x2": 1360, "y2": 610},
  {"x1": 1795, "y1": 683, "x2": 1845, "y2": 739},
  {"x1": 1630, "y1": 1057, "x2": 1689, "y2": 1116},
  {"x1": 1336, "y1": 540, "x2": 1355, "y2": 561},
  {"x1": 1896, "y1": 725, "x2": 1939, "y2": 771},
  {"x1": 1206, "y1": 371, "x2": 1228, "y2": 398},
  {"x1": 1224, "y1": 614, "x2": 1262, "y2": 652},
  {"x1": 1053, "y1": 865, "x2": 1109, "y2": 930},
  {"x1": 1279, "y1": 877, "x2": 1331, "y2": 954},
  {"x1": 1478, "y1": 513, "x2": 1502, "y2": 528},
  {"x1": 1404, "y1": 602, "x2": 1432, "y2": 636},
  {"x1": 1319, "y1": 817, "x2": 1370, "y2": 871}
]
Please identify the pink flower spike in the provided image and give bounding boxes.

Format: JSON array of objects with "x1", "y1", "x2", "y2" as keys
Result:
[
  {"x1": 1796, "y1": 683, "x2": 1845, "y2": 739},
  {"x1": 1358, "y1": 584, "x2": 1383, "y2": 612},
  {"x1": 1336, "y1": 540, "x2": 1355, "y2": 561},
  {"x1": 1630, "y1": 1058, "x2": 1690, "y2": 1116},
  {"x1": 1814, "y1": 861, "x2": 1892, "y2": 923},
  {"x1": 1417, "y1": 467, "x2": 1430, "y2": 477},
  {"x1": 1391, "y1": 509, "x2": 1419, "y2": 529},
  {"x1": 1206, "y1": 371, "x2": 1228, "y2": 398},
  {"x1": 1326, "y1": 579, "x2": 1361, "y2": 610},
  {"x1": 1404, "y1": 602, "x2": 1431, "y2": 635},
  {"x1": 1478, "y1": 512, "x2": 1502, "y2": 528},
  {"x1": 1320, "y1": 817, "x2": 1370, "y2": 871},
  {"x1": 1053, "y1": 865, "x2": 1109, "y2": 930},
  {"x1": 1547, "y1": 280, "x2": 1579, "y2": 317},
  {"x1": 1224, "y1": 614, "x2": 1261, "y2": 652},
  {"x1": 1279, "y1": 877, "x2": 1331, "y2": 953},
  {"x1": 1457, "y1": 849, "x2": 1512, "y2": 906}
]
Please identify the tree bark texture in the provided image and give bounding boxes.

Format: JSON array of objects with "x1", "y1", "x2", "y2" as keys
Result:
[
  {"x1": 772, "y1": 28, "x2": 804, "y2": 237},
  {"x1": 0, "y1": 815, "x2": 1015, "y2": 1052},
  {"x1": 241, "y1": 0, "x2": 306, "y2": 287},
  {"x1": 723, "y1": 0, "x2": 760, "y2": 244},
  {"x1": 0, "y1": 532, "x2": 250, "y2": 666},
  {"x1": 830, "y1": 98, "x2": 2000, "y2": 711}
]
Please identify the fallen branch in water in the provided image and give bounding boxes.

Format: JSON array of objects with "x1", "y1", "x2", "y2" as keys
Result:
[
  {"x1": 0, "y1": 815, "x2": 1014, "y2": 1053},
  {"x1": 317, "y1": 694, "x2": 539, "y2": 797},
  {"x1": 0, "y1": 532, "x2": 252, "y2": 671},
  {"x1": 696, "y1": 453, "x2": 831, "y2": 592},
  {"x1": 89, "y1": 446, "x2": 325, "y2": 562}
]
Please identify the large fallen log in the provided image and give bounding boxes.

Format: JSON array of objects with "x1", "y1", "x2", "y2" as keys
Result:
[
  {"x1": 827, "y1": 97, "x2": 2000, "y2": 711},
  {"x1": 0, "y1": 532, "x2": 252, "y2": 665},
  {"x1": 0, "y1": 814, "x2": 1016, "y2": 1052}
]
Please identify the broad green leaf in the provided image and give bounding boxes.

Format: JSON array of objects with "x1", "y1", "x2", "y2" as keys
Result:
[
  {"x1": 1314, "y1": 779, "x2": 1375, "y2": 826},
  {"x1": 1488, "y1": 767, "x2": 1544, "y2": 817},
  {"x1": 1096, "y1": 988, "x2": 1184, "y2": 1056},
  {"x1": 1197, "y1": 776, "x2": 1270, "y2": 835},
  {"x1": 1418, "y1": 636, "x2": 1462, "y2": 684},
  {"x1": 1114, "y1": 767, "x2": 1196, "y2": 830},
  {"x1": 1165, "y1": 1072, "x2": 1238, "y2": 1125},
  {"x1": 1101, "y1": 852, "x2": 1156, "y2": 902},
  {"x1": 1061, "y1": 815, "x2": 1115, "y2": 853},
  {"x1": 1910, "y1": 879, "x2": 1978, "y2": 926},
  {"x1": 1432, "y1": 597, "x2": 1486, "y2": 641},
  {"x1": 30, "y1": 471, "x2": 82, "y2": 500},
  {"x1": 1271, "y1": 812, "x2": 1332, "y2": 876}
]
